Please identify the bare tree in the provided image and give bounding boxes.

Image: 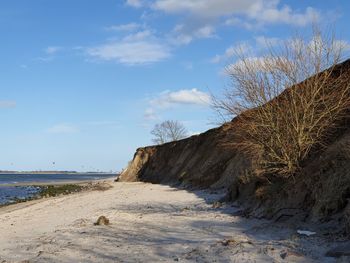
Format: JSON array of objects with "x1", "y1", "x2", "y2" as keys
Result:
[
  {"x1": 151, "y1": 120, "x2": 188, "y2": 145},
  {"x1": 213, "y1": 26, "x2": 350, "y2": 177}
]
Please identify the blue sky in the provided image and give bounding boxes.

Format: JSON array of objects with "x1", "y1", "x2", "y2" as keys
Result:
[{"x1": 0, "y1": 0, "x2": 349, "y2": 172}]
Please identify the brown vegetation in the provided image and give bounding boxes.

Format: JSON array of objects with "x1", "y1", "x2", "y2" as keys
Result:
[{"x1": 213, "y1": 27, "x2": 350, "y2": 177}]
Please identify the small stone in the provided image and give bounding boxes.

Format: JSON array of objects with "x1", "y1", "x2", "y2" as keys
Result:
[
  {"x1": 94, "y1": 216, "x2": 110, "y2": 226},
  {"x1": 280, "y1": 251, "x2": 288, "y2": 259}
]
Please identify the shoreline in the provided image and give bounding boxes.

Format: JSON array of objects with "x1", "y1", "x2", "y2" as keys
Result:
[
  {"x1": 0, "y1": 178, "x2": 115, "y2": 211},
  {"x1": 0, "y1": 178, "x2": 115, "y2": 187},
  {"x1": 0, "y1": 171, "x2": 117, "y2": 174}
]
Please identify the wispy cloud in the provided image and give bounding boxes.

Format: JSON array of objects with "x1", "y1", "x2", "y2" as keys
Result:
[
  {"x1": 35, "y1": 56, "x2": 54, "y2": 63},
  {"x1": 105, "y1": 23, "x2": 141, "y2": 32},
  {"x1": 45, "y1": 46, "x2": 63, "y2": 55},
  {"x1": 86, "y1": 30, "x2": 171, "y2": 65},
  {"x1": 83, "y1": 121, "x2": 120, "y2": 127},
  {"x1": 126, "y1": 0, "x2": 143, "y2": 8},
  {"x1": 0, "y1": 100, "x2": 16, "y2": 109},
  {"x1": 47, "y1": 124, "x2": 79, "y2": 134},
  {"x1": 87, "y1": 41, "x2": 170, "y2": 65},
  {"x1": 33, "y1": 46, "x2": 64, "y2": 63}
]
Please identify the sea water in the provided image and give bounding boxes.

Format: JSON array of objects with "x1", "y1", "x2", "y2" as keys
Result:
[
  {"x1": 0, "y1": 173, "x2": 116, "y2": 205},
  {"x1": 0, "y1": 185, "x2": 41, "y2": 205}
]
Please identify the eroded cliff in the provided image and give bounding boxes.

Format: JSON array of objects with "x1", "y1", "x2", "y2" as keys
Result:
[{"x1": 120, "y1": 59, "x2": 350, "y2": 233}]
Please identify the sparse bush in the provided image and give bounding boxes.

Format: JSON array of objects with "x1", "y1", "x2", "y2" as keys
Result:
[{"x1": 213, "y1": 26, "x2": 350, "y2": 177}]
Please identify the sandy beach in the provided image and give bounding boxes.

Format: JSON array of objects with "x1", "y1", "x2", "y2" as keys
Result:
[{"x1": 0, "y1": 181, "x2": 342, "y2": 262}]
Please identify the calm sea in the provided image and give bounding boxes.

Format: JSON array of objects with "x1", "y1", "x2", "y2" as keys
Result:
[{"x1": 0, "y1": 173, "x2": 116, "y2": 205}]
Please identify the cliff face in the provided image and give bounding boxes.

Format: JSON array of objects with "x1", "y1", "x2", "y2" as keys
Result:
[
  {"x1": 120, "y1": 123, "x2": 251, "y2": 188},
  {"x1": 120, "y1": 59, "x2": 350, "y2": 231}
]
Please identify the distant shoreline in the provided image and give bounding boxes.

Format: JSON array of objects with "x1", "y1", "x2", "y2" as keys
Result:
[
  {"x1": 0, "y1": 178, "x2": 116, "y2": 187},
  {"x1": 0, "y1": 171, "x2": 117, "y2": 175}
]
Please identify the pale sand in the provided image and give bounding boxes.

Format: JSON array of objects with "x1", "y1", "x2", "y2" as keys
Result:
[{"x1": 0, "y1": 182, "x2": 338, "y2": 262}]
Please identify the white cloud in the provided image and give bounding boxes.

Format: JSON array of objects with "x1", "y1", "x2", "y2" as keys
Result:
[
  {"x1": 124, "y1": 1, "x2": 319, "y2": 51},
  {"x1": 247, "y1": 6, "x2": 319, "y2": 27},
  {"x1": 224, "y1": 5, "x2": 319, "y2": 29},
  {"x1": 47, "y1": 124, "x2": 79, "y2": 134},
  {"x1": 145, "y1": 88, "x2": 211, "y2": 120},
  {"x1": 45, "y1": 46, "x2": 63, "y2": 55},
  {"x1": 0, "y1": 100, "x2": 16, "y2": 109},
  {"x1": 126, "y1": 0, "x2": 143, "y2": 8},
  {"x1": 105, "y1": 23, "x2": 141, "y2": 32},
  {"x1": 87, "y1": 30, "x2": 171, "y2": 65},
  {"x1": 151, "y1": 88, "x2": 211, "y2": 108}
]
